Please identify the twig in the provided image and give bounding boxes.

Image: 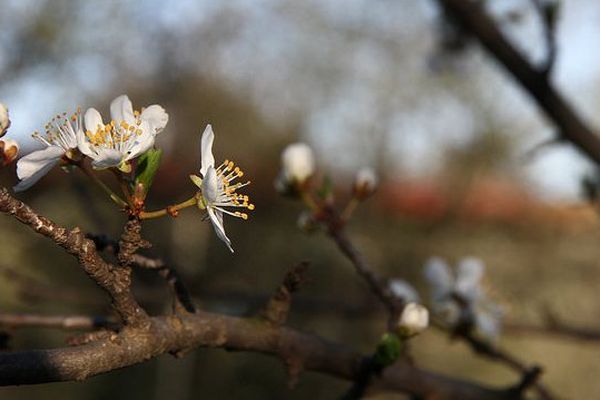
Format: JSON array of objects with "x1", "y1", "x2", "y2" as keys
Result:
[
  {"x1": 437, "y1": 0, "x2": 600, "y2": 165},
  {"x1": 322, "y1": 206, "x2": 402, "y2": 322},
  {"x1": 0, "y1": 189, "x2": 147, "y2": 326},
  {"x1": 457, "y1": 329, "x2": 554, "y2": 400},
  {"x1": 260, "y1": 262, "x2": 309, "y2": 326},
  {"x1": 87, "y1": 233, "x2": 197, "y2": 314},
  {"x1": 0, "y1": 313, "x2": 117, "y2": 331}
]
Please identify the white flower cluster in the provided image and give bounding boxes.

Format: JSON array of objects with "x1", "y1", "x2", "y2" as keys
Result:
[
  {"x1": 389, "y1": 256, "x2": 503, "y2": 341},
  {"x1": 14, "y1": 95, "x2": 168, "y2": 191},
  {"x1": 13, "y1": 95, "x2": 253, "y2": 253}
]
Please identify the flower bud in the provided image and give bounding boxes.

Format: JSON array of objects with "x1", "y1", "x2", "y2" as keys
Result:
[
  {"x1": 281, "y1": 143, "x2": 315, "y2": 185},
  {"x1": 0, "y1": 138, "x2": 19, "y2": 166},
  {"x1": 353, "y1": 167, "x2": 378, "y2": 199},
  {"x1": 397, "y1": 302, "x2": 429, "y2": 338},
  {"x1": 0, "y1": 103, "x2": 9, "y2": 137}
]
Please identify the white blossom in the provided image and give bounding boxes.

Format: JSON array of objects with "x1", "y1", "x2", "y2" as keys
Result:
[
  {"x1": 353, "y1": 167, "x2": 378, "y2": 198},
  {"x1": 423, "y1": 256, "x2": 503, "y2": 340},
  {"x1": 389, "y1": 279, "x2": 420, "y2": 303},
  {"x1": 14, "y1": 108, "x2": 82, "y2": 192},
  {"x1": 190, "y1": 125, "x2": 254, "y2": 253},
  {"x1": 0, "y1": 103, "x2": 9, "y2": 137},
  {"x1": 281, "y1": 142, "x2": 315, "y2": 184},
  {"x1": 78, "y1": 95, "x2": 168, "y2": 170},
  {"x1": 398, "y1": 302, "x2": 429, "y2": 336}
]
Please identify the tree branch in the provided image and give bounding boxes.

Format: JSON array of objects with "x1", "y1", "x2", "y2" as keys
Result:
[
  {"x1": 0, "y1": 311, "x2": 520, "y2": 400},
  {"x1": 0, "y1": 189, "x2": 146, "y2": 326},
  {"x1": 437, "y1": 0, "x2": 600, "y2": 165}
]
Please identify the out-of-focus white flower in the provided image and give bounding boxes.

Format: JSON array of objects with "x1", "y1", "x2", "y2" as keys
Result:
[
  {"x1": 423, "y1": 256, "x2": 503, "y2": 341},
  {"x1": 353, "y1": 167, "x2": 378, "y2": 199},
  {"x1": 0, "y1": 103, "x2": 9, "y2": 137},
  {"x1": 190, "y1": 125, "x2": 254, "y2": 253},
  {"x1": 424, "y1": 257, "x2": 454, "y2": 302},
  {"x1": 389, "y1": 279, "x2": 420, "y2": 303},
  {"x1": 397, "y1": 302, "x2": 429, "y2": 337},
  {"x1": 14, "y1": 108, "x2": 83, "y2": 192},
  {"x1": 78, "y1": 95, "x2": 168, "y2": 170},
  {"x1": 455, "y1": 257, "x2": 484, "y2": 302},
  {"x1": 281, "y1": 142, "x2": 315, "y2": 184},
  {"x1": 0, "y1": 138, "x2": 19, "y2": 166}
]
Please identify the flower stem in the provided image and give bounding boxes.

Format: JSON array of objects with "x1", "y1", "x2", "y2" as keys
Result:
[
  {"x1": 139, "y1": 197, "x2": 198, "y2": 220},
  {"x1": 300, "y1": 190, "x2": 320, "y2": 212},
  {"x1": 78, "y1": 164, "x2": 128, "y2": 208},
  {"x1": 341, "y1": 198, "x2": 360, "y2": 221}
]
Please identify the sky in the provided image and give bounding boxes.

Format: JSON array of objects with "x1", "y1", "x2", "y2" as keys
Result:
[{"x1": 1, "y1": 0, "x2": 599, "y2": 202}]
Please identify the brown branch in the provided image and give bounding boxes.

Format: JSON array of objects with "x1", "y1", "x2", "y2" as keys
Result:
[
  {"x1": 88, "y1": 233, "x2": 196, "y2": 314},
  {"x1": 0, "y1": 313, "x2": 117, "y2": 331},
  {"x1": 437, "y1": 0, "x2": 600, "y2": 165},
  {"x1": 0, "y1": 310, "x2": 521, "y2": 400},
  {"x1": 457, "y1": 328, "x2": 554, "y2": 400},
  {"x1": 322, "y1": 206, "x2": 402, "y2": 322},
  {"x1": 0, "y1": 188, "x2": 146, "y2": 326},
  {"x1": 260, "y1": 262, "x2": 309, "y2": 326}
]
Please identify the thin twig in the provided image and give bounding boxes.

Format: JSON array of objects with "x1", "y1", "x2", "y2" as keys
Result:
[
  {"x1": 0, "y1": 313, "x2": 117, "y2": 331},
  {"x1": 260, "y1": 262, "x2": 309, "y2": 326},
  {"x1": 87, "y1": 233, "x2": 197, "y2": 314}
]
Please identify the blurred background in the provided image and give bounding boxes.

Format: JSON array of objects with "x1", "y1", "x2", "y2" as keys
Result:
[{"x1": 1, "y1": 0, "x2": 600, "y2": 398}]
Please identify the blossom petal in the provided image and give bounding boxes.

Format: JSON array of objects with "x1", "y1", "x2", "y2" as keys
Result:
[
  {"x1": 84, "y1": 108, "x2": 104, "y2": 133},
  {"x1": 140, "y1": 105, "x2": 168, "y2": 134},
  {"x1": 207, "y1": 206, "x2": 233, "y2": 253},
  {"x1": 91, "y1": 148, "x2": 124, "y2": 169},
  {"x1": 201, "y1": 166, "x2": 218, "y2": 203},
  {"x1": 200, "y1": 124, "x2": 215, "y2": 176},
  {"x1": 124, "y1": 120, "x2": 155, "y2": 162},
  {"x1": 14, "y1": 146, "x2": 64, "y2": 192},
  {"x1": 424, "y1": 257, "x2": 454, "y2": 301},
  {"x1": 389, "y1": 279, "x2": 420, "y2": 303},
  {"x1": 455, "y1": 257, "x2": 484, "y2": 302},
  {"x1": 77, "y1": 125, "x2": 94, "y2": 157},
  {"x1": 110, "y1": 95, "x2": 135, "y2": 125}
]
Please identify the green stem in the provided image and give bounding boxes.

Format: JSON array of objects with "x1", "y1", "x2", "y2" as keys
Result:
[
  {"x1": 140, "y1": 197, "x2": 198, "y2": 220},
  {"x1": 78, "y1": 164, "x2": 128, "y2": 208}
]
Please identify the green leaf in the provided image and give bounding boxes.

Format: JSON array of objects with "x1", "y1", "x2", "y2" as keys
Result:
[
  {"x1": 134, "y1": 148, "x2": 163, "y2": 197},
  {"x1": 373, "y1": 333, "x2": 402, "y2": 367}
]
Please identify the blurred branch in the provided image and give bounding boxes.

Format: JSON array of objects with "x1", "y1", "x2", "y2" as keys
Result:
[
  {"x1": 436, "y1": 0, "x2": 600, "y2": 165},
  {"x1": 322, "y1": 205, "x2": 402, "y2": 324},
  {"x1": 456, "y1": 328, "x2": 554, "y2": 400},
  {"x1": 0, "y1": 313, "x2": 117, "y2": 331}
]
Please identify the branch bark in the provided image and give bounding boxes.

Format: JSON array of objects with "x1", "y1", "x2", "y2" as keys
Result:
[
  {"x1": 0, "y1": 189, "x2": 146, "y2": 326},
  {"x1": 0, "y1": 310, "x2": 519, "y2": 400}
]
